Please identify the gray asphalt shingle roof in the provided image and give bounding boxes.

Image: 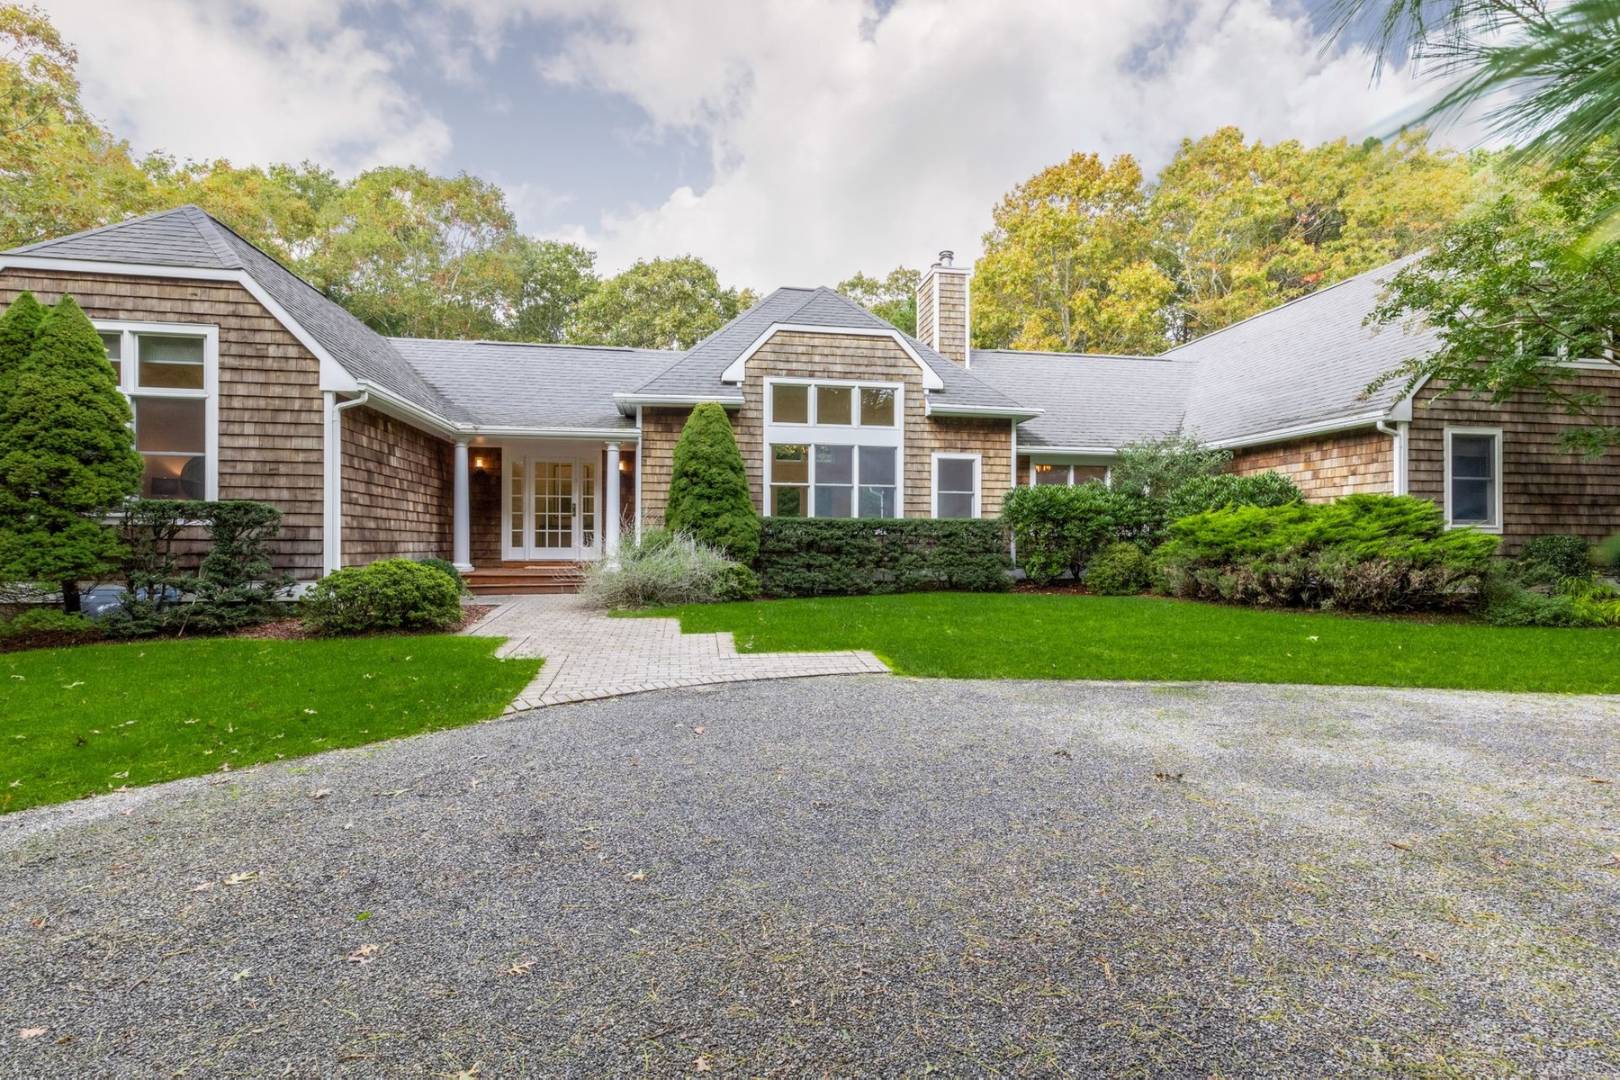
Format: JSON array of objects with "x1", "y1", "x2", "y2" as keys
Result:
[
  {"x1": 8, "y1": 206, "x2": 465, "y2": 421},
  {"x1": 388, "y1": 339, "x2": 675, "y2": 430},
  {"x1": 1172, "y1": 258, "x2": 1437, "y2": 444},
  {"x1": 969, "y1": 351, "x2": 1194, "y2": 449},
  {"x1": 630, "y1": 286, "x2": 1028, "y2": 412},
  {"x1": 6, "y1": 206, "x2": 1432, "y2": 448}
]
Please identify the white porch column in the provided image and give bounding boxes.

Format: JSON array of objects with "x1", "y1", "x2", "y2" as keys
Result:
[
  {"x1": 452, "y1": 439, "x2": 472, "y2": 572},
  {"x1": 605, "y1": 442, "x2": 622, "y2": 563}
]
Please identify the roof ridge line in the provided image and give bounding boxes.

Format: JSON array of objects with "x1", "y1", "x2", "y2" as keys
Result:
[
  {"x1": 183, "y1": 207, "x2": 245, "y2": 270},
  {"x1": 7, "y1": 204, "x2": 205, "y2": 255}
]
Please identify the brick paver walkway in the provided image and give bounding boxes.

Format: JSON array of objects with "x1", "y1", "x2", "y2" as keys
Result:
[{"x1": 465, "y1": 594, "x2": 889, "y2": 711}]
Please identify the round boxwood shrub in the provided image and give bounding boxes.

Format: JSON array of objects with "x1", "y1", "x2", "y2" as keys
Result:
[
  {"x1": 415, "y1": 557, "x2": 469, "y2": 594},
  {"x1": 1086, "y1": 541, "x2": 1151, "y2": 595},
  {"x1": 302, "y1": 558, "x2": 463, "y2": 635},
  {"x1": 665, "y1": 402, "x2": 761, "y2": 565}
]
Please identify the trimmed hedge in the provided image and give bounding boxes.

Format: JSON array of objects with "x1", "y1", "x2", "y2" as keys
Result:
[
  {"x1": 757, "y1": 518, "x2": 1009, "y2": 597},
  {"x1": 1152, "y1": 494, "x2": 1500, "y2": 613},
  {"x1": 1001, "y1": 483, "x2": 1161, "y2": 585}
]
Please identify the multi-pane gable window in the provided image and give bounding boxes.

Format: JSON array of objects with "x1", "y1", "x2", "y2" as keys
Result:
[
  {"x1": 765, "y1": 379, "x2": 902, "y2": 519},
  {"x1": 97, "y1": 324, "x2": 216, "y2": 501},
  {"x1": 1445, "y1": 427, "x2": 1502, "y2": 530}
]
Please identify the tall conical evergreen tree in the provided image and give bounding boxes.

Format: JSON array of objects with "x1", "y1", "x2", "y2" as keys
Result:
[
  {"x1": 0, "y1": 295, "x2": 142, "y2": 611},
  {"x1": 0, "y1": 291, "x2": 46, "y2": 382},
  {"x1": 664, "y1": 401, "x2": 760, "y2": 564}
]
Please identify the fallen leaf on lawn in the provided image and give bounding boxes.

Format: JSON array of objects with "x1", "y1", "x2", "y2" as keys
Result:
[
  {"x1": 190, "y1": 881, "x2": 214, "y2": 892},
  {"x1": 223, "y1": 871, "x2": 259, "y2": 886},
  {"x1": 506, "y1": 959, "x2": 534, "y2": 976},
  {"x1": 1482, "y1": 849, "x2": 1513, "y2": 867},
  {"x1": 1584, "y1": 776, "x2": 1612, "y2": 785},
  {"x1": 112, "y1": 770, "x2": 129, "y2": 779},
  {"x1": 28, "y1": 917, "x2": 46, "y2": 929},
  {"x1": 1389, "y1": 840, "x2": 1415, "y2": 852},
  {"x1": 62, "y1": 681, "x2": 84, "y2": 689},
  {"x1": 1152, "y1": 770, "x2": 1184, "y2": 783},
  {"x1": 1411, "y1": 949, "x2": 1440, "y2": 963},
  {"x1": 119, "y1": 808, "x2": 134, "y2": 816},
  {"x1": 693, "y1": 1055, "x2": 713, "y2": 1073},
  {"x1": 347, "y1": 943, "x2": 379, "y2": 965},
  {"x1": 691, "y1": 725, "x2": 705, "y2": 735},
  {"x1": 232, "y1": 968, "x2": 251, "y2": 982},
  {"x1": 625, "y1": 869, "x2": 647, "y2": 882},
  {"x1": 17, "y1": 1028, "x2": 45, "y2": 1040},
  {"x1": 451, "y1": 1064, "x2": 481, "y2": 1080},
  {"x1": 310, "y1": 788, "x2": 332, "y2": 800},
  {"x1": 1053, "y1": 748, "x2": 1072, "y2": 760}
]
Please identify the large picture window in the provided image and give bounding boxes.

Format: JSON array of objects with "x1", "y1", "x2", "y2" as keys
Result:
[
  {"x1": 1444, "y1": 427, "x2": 1502, "y2": 531},
  {"x1": 96, "y1": 323, "x2": 217, "y2": 501},
  {"x1": 765, "y1": 379, "x2": 903, "y2": 518}
]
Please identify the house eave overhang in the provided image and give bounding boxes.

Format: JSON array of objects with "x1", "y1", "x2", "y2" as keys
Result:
[
  {"x1": 718, "y1": 322, "x2": 947, "y2": 390},
  {"x1": 613, "y1": 392, "x2": 745, "y2": 414},
  {"x1": 0, "y1": 253, "x2": 363, "y2": 394},
  {"x1": 925, "y1": 400, "x2": 1043, "y2": 421},
  {"x1": 1201, "y1": 408, "x2": 1394, "y2": 451}
]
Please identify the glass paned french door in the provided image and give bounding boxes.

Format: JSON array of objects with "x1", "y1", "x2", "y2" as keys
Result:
[{"x1": 502, "y1": 454, "x2": 601, "y2": 560}]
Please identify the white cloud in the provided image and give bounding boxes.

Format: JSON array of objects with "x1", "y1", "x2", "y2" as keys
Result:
[
  {"x1": 498, "y1": 0, "x2": 1460, "y2": 287},
  {"x1": 41, "y1": 0, "x2": 451, "y2": 173}
]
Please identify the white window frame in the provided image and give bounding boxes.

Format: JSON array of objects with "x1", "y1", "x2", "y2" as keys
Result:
[
  {"x1": 763, "y1": 378, "x2": 905, "y2": 518},
  {"x1": 95, "y1": 320, "x2": 220, "y2": 502},
  {"x1": 1442, "y1": 425, "x2": 1503, "y2": 533},
  {"x1": 932, "y1": 452, "x2": 982, "y2": 519}
]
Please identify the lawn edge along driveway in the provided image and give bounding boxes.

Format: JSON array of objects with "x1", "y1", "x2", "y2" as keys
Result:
[
  {"x1": 653, "y1": 592, "x2": 1620, "y2": 695},
  {"x1": 1, "y1": 635, "x2": 541, "y2": 814}
]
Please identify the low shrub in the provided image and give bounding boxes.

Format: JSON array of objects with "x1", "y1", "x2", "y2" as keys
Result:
[
  {"x1": 1086, "y1": 542, "x2": 1150, "y2": 594},
  {"x1": 301, "y1": 558, "x2": 464, "y2": 634},
  {"x1": 1162, "y1": 471, "x2": 1302, "y2": 522},
  {"x1": 755, "y1": 518, "x2": 1009, "y2": 597},
  {"x1": 1153, "y1": 494, "x2": 1499, "y2": 613},
  {"x1": 581, "y1": 532, "x2": 758, "y2": 609},
  {"x1": 0, "y1": 608, "x2": 100, "y2": 650},
  {"x1": 416, "y1": 557, "x2": 469, "y2": 594},
  {"x1": 1001, "y1": 483, "x2": 1159, "y2": 585},
  {"x1": 1487, "y1": 577, "x2": 1620, "y2": 628},
  {"x1": 1515, "y1": 534, "x2": 1592, "y2": 584}
]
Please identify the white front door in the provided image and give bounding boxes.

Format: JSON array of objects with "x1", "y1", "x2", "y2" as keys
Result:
[{"x1": 502, "y1": 454, "x2": 600, "y2": 560}]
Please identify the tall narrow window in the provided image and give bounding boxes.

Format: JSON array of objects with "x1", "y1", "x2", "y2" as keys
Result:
[
  {"x1": 770, "y1": 444, "x2": 809, "y2": 517},
  {"x1": 97, "y1": 327, "x2": 214, "y2": 502},
  {"x1": 934, "y1": 454, "x2": 980, "y2": 518},
  {"x1": 858, "y1": 446, "x2": 897, "y2": 518},
  {"x1": 1446, "y1": 428, "x2": 1501, "y2": 529}
]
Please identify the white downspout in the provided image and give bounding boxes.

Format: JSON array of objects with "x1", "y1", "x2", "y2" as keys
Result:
[
  {"x1": 1376, "y1": 419, "x2": 1408, "y2": 496},
  {"x1": 323, "y1": 390, "x2": 370, "y2": 575}
]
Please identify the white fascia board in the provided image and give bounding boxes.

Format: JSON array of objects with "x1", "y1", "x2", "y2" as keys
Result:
[
  {"x1": 0, "y1": 255, "x2": 363, "y2": 394},
  {"x1": 719, "y1": 322, "x2": 946, "y2": 390},
  {"x1": 1203, "y1": 409, "x2": 1392, "y2": 450},
  {"x1": 612, "y1": 392, "x2": 744, "y2": 410},
  {"x1": 925, "y1": 401, "x2": 1043, "y2": 420},
  {"x1": 464, "y1": 425, "x2": 641, "y2": 441},
  {"x1": 350, "y1": 381, "x2": 458, "y2": 436},
  {"x1": 1024, "y1": 446, "x2": 1120, "y2": 458}
]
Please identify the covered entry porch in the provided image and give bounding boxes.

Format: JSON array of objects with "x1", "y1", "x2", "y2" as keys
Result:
[{"x1": 452, "y1": 436, "x2": 638, "y2": 593}]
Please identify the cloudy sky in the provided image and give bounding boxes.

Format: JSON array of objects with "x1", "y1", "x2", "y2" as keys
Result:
[{"x1": 40, "y1": 0, "x2": 1460, "y2": 289}]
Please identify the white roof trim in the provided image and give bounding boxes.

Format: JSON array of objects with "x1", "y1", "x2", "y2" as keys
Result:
[
  {"x1": 0, "y1": 254, "x2": 362, "y2": 394},
  {"x1": 926, "y1": 400, "x2": 1042, "y2": 420},
  {"x1": 465, "y1": 425, "x2": 641, "y2": 441},
  {"x1": 612, "y1": 392, "x2": 744, "y2": 414},
  {"x1": 719, "y1": 322, "x2": 946, "y2": 390},
  {"x1": 1201, "y1": 409, "x2": 1392, "y2": 450},
  {"x1": 1019, "y1": 445, "x2": 1122, "y2": 456}
]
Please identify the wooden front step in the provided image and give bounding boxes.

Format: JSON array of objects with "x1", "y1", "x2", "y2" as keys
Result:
[{"x1": 466, "y1": 563, "x2": 587, "y2": 596}]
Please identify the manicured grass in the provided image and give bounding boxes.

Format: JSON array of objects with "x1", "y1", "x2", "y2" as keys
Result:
[
  {"x1": 1, "y1": 636, "x2": 540, "y2": 814},
  {"x1": 652, "y1": 592, "x2": 1620, "y2": 694}
]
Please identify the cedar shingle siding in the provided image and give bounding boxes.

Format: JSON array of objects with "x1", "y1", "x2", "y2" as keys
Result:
[
  {"x1": 339, "y1": 405, "x2": 453, "y2": 566},
  {"x1": 1408, "y1": 372, "x2": 1620, "y2": 550},
  {"x1": 0, "y1": 268, "x2": 326, "y2": 579},
  {"x1": 637, "y1": 331, "x2": 1014, "y2": 527},
  {"x1": 1227, "y1": 429, "x2": 1394, "y2": 501}
]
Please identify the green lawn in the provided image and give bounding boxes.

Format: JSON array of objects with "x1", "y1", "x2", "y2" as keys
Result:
[
  {"x1": 653, "y1": 592, "x2": 1620, "y2": 694},
  {"x1": 1, "y1": 636, "x2": 540, "y2": 814}
]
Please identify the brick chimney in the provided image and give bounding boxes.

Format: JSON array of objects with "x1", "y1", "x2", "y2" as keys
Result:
[{"x1": 917, "y1": 249, "x2": 971, "y2": 367}]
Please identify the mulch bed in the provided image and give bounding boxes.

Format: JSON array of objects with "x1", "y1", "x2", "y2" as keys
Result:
[{"x1": 235, "y1": 602, "x2": 498, "y2": 641}]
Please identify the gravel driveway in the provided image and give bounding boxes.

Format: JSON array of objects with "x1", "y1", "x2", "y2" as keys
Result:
[{"x1": 4, "y1": 676, "x2": 1619, "y2": 1077}]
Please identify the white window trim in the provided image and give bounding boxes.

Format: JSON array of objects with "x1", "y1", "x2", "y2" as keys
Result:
[
  {"x1": 763, "y1": 378, "x2": 906, "y2": 519},
  {"x1": 932, "y1": 452, "x2": 982, "y2": 519},
  {"x1": 1442, "y1": 425, "x2": 1503, "y2": 533},
  {"x1": 95, "y1": 319, "x2": 220, "y2": 503}
]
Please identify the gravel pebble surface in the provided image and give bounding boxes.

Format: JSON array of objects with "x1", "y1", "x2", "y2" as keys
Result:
[{"x1": 3, "y1": 675, "x2": 1619, "y2": 1077}]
